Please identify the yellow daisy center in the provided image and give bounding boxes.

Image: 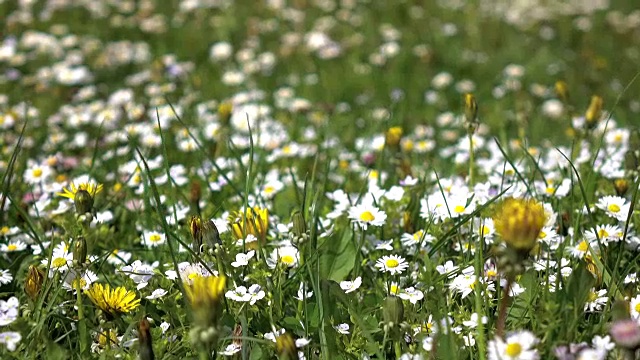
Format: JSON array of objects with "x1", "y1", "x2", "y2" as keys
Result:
[
  {"x1": 33, "y1": 168, "x2": 43, "y2": 177},
  {"x1": 577, "y1": 241, "x2": 588, "y2": 252},
  {"x1": 7, "y1": 244, "x2": 17, "y2": 251},
  {"x1": 149, "y1": 234, "x2": 162, "y2": 243},
  {"x1": 0, "y1": 226, "x2": 9, "y2": 235},
  {"x1": 385, "y1": 259, "x2": 399, "y2": 268},
  {"x1": 52, "y1": 257, "x2": 67, "y2": 268},
  {"x1": 635, "y1": 303, "x2": 640, "y2": 313},
  {"x1": 588, "y1": 291, "x2": 598, "y2": 302},
  {"x1": 360, "y1": 211, "x2": 375, "y2": 222},
  {"x1": 390, "y1": 284, "x2": 400, "y2": 294},
  {"x1": 264, "y1": 185, "x2": 275, "y2": 194},
  {"x1": 479, "y1": 225, "x2": 490, "y2": 236},
  {"x1": 539, "y1": 231, "x2": 547, "y2": 239},
  {"x1": 546, "y1": 187, "x2": 555, "y2": 195},
  {"x1": 608, "y1": 204, "x2": 621, "y2": 213},
  {"x1": 505, "y1": 343, "x2": 522, "y2": 357},
  {"x1": 281, "y1": 255, "x2": 295, "y2": 264},
  {"x1": 413, "y1": 230, "x2": 423, "y2": 242},
  {"x1": 453, "y1": 205, "x2": 465, "y2": 213},
  {"x1": 597, "y1": 229, "x2": 609, "y2": 238}
]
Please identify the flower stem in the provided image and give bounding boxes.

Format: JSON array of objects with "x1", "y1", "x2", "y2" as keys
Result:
[
  {"x1": 468, "y1": 132, "x2": 475, "y2": 186},
  {"x1": 76, "y1": 274, "x2": 88, "y2": 355},
  {"x1": 496, "y1": 276, "x2": 513, "y2": 338}
]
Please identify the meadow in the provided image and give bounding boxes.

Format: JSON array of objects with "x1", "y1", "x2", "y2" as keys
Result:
[{"x1": 2, "y1": 0, "x2": 640, "y2": 359}]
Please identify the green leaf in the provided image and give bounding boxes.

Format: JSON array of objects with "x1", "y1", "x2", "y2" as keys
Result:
[{"x1": 318, "y1": 228, "x2": 356, "y2": 282}]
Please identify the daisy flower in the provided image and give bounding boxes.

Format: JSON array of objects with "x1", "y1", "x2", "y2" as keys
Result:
[
  {"x1": 62, "y1": 269, "x2": 98, "y2": 293},
  {"x1": 268, "y1": 246, "x2": 299, "y2": 268},
  {"x1": 141, "y1": 231, "x2": 166, "y2": 247},
  {"x1": 375, "y1": 254, "x2": 409, "y2": 275},
  {"x1": 347, "y1": 203, "x2": 387, "y2": 230},
  {"x1": 41, "y1": 242, "x2": 73, "y2": 277},
  {"x1": 629, "y1": 294, "x2": 640, "y2": 320},
  {"x1": 585, "y1": 288, "x2": 608, "y2": 312},
  {"x1": 0, "y1": 269, "x2": 12, "y2": 285},
  {"x1": 339, "y1": 277, "x2": 362, "y2": 293},
  {"x1": 23, "y1": 163, "x2": 52, "y2": 184},
  {"x1": 0, "y1": 239, "x2": 27, "y2": 253},
  {"x1": 106, "y1": 249, "x2": 132, "y2": 265},
  {"x1": 569, "y1": 239, "x2": 593, "y2": 259},
  {"x1": 488, "y1": 330, "x2": 539, "y2": 360},
  {"x1": 596, "y1": 196, "x2": 631, "y2": 221}
]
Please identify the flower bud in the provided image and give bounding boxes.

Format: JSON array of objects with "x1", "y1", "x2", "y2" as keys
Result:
[
  {"x1": 218, "y1": 102, "x2": 233, "y2": 126},
  {"x1": 613, "y1": 178, "x2": 629, "y2": 196},
  {"x1": 138, "y1": 318, "x2": 155, "y2": 360},
  {"x1": 585, "y1": 95, "x2": 603, "y2": 129},
  {"x1": 463, "y1": 93, "x2": 478, "y2": 133},
  {"x1": 25, "y1": 265, "x2": 44, "y2": 301},
  {"x1": 74, "y1": 189, "x2": 94, "y2": 215},
  {"x1": 291, "y1": 210, "x2": 306, "y2": 239},
  {"x1": 201, "y1": 219, "x2": 221, "y2": 249},
  {"x1": 189, "y1": 216, "x2": 203, "y2": 252},
  {"x1": 275, "y1": 333, "x2": 299, "y2": 360},
  {"x1": 73, "y1": 236, "x2": 87, "y2": 266},
  {"x1": 385, "y1": 127, "x2": 403, "y2": 149},
  {"x1": 383, "y1": 296, "x2": 404, "y2": 327},
  {"x1": 554, "y1": 81, "x2": 569, "y2": 103}
]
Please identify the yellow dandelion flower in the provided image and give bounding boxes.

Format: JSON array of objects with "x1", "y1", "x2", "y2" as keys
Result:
[
  {"x1": 229, "y1": 206, "x2": 269, "y2": 244},
  {"x1": 493, "y1": 197, "x2": 545, "y2": 252},
  {"x1": 85, "y1": 283, "x2": 140, "y2": 316},
  {"x1": 57, "y1": 181, "x2": 104, "y2": 200}
]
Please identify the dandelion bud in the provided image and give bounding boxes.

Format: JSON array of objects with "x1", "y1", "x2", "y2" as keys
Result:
[
  {"x1": 554, "y1": 81, "x2": 569, "y2": 103},
  {"x1": 202, "y1": 219, "x2": 221, "y2": 249},
  {"x1": 613, "y1": 178, "x2": 630, "y2": 196},
  {"x1": 189, "y1": 216, "x2": 203, "y2": 252},
  {"x1": 382, "y1": 296, "x2": 404, "y2": 327},
  {"x1": 385, "y1": 126, "x2": 403, "y2": 149},
  {"x1": 493, "y1": 197, "x2": 545, "y2": 253},
  {"x1": 73, "y1": 236, "x2": 87, "y2": 266},
  {"x1": 138, "y1": 318, "x2": 155, "y2": 360},
  {"x1": 229, "y1": 206, "x2": 269, "y2": 246},
  {"x1": 74, "y1": 189, "x2": 94, "y2": 215},
  {"x1": 275, "y1": 333, "x2": 299, "y2": 360},
  {"x1": 610, "y1": 319, "x2": 640, "y2": 350},
  {"x1": 291, "y1": 210, "x2": 306, "y2": 239},
  {"x1": 463, "y1": 93, "x2": 478, "y2": 132},
  {"x1": 25, "y1": 265, "x2": 44, "y2": 301},
  {"x1": 218, "y1": 102, "x2": 233, "y2": 126},
  {"x1": 585, "y1": 95, "x2": 603, "y2": 129}
]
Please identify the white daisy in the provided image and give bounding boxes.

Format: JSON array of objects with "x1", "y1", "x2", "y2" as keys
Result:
[
  {"x1": 596, "y1": 196, "x2": 631, "y2": 221},
  {"x1": 347, "y1": 203, "x2": 387, "y2": 230},
  {"x1": 0, "y1": 269, "x2": 12, "y2": 285},
  {"x1": 488, "y1": 330, "x2": 539, "y2": 360},
  {"x1": 375, "y1": 254, "x2": 409, "y2": 275},
  {"x1": 141, "y1": 231, "x2": 166, "y2": 247},
  {"x1": 268, "y1": 246, "x2": 299, "y2": 268},
  {"x1": 585, "y1": 288, "x2": 608, "y2": 312}
]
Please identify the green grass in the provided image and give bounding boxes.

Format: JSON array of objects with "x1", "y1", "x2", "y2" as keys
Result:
[{"x1": 1, "y1": 1, "x2": 640, "y2": 359}]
